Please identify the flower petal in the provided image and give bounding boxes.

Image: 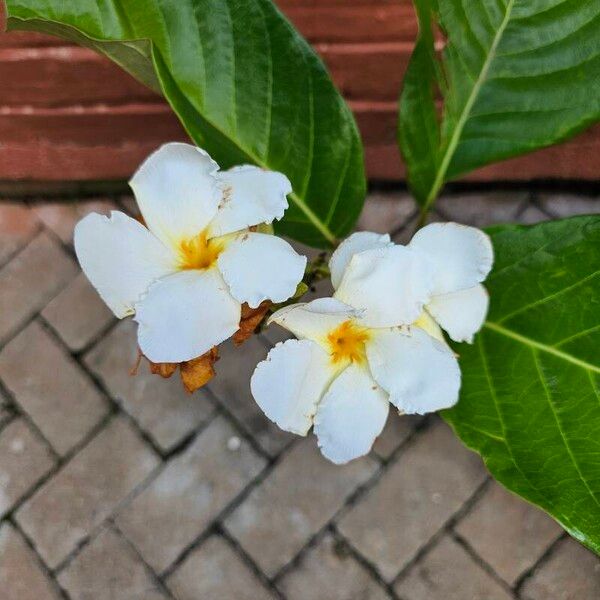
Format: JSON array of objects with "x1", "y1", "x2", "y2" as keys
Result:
[
  {"x1": 208, "y1": 166, "x2": 292, "y2": 237},
  {"x1": 135, "y1": 269, "x2": 241, "y2": 363},
  {"x1": 329, "y1": 231, "x2": 393, "y2": 289},
  {"x1": 366, "y1": 327, "x2": 460, "y2": 414},
  {"x1": 314, "y1": 364, "x2": 389, "y2": 464},
  {"x1": 129, "y1": 143, "x2": 221, "y2": 248},
  {"x1": 334, "y1": 245, "x2": 433, "y2": 327},
  {"x1": 217, "y1": 232, "x2": 306, "y2": 308},
  {"x1": 409, "y1": 222, "x2": 493, "y2": 295},
  {"x1": 74, "y1": 211, "x2": 177, "y2": 318},
  {"x1": 427, "y1": 284, "x2": 489, "y2": 343},
  {"x1": 251, "y1": 339, "x2": 335, "y2": 435},
  {"x1": 269, "y1": 298, "x2": 361, "y2": 345}
]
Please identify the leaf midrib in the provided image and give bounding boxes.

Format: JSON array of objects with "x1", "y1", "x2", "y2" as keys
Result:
[
  {"x1": 422, "y1": 0, "x2": 517, "y2": 211},
  {"x1": 484, "y1": 321, "x2": 600, "y2": 374}
]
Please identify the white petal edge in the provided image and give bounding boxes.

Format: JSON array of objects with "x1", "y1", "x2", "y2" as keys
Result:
[
  {"x1": 409, "y1": 222, "x2": 494, "y2": 295},
  {"x1": 217, "y1": 232, "x2": 306, "y2": 308},
  {"x1": 329, "y1": 231, "x2": 393, "y2": 290},
  {"x1": 74, "y1": 211, "x2": 177, "y2": 318},
  {"x1": 427, "y1": 284, "x2": 489, "y2": 343},
  {"x1": 334, "y1": 245, "x2": 433, "y2": 327},
  {"x1": 366, "y1": 327, "x2": 461, "y2": 414},
  {"x1": 208, "y1": 166, "x2": 292, "y2": 237},
  {"x1": 129, "y1": 143, "x2": 221, "y2": 249},
  {"x1": 269, "y1": 298, "x2": 362, "y2": 346},
  {"x1": 314, "y1": 364, "x2": 389, "y2": 464},
  {"x1": 251, "y1": 339, "x2": 336, "y2": 436},
  {"x1": 134, "y1": 269, "x2": 241, "y2": 363}
]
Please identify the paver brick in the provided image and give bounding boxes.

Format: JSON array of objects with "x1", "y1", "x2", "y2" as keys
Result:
[
  {"x1": 225, "y1": 437, "x2": 378, "y2": 578},
  {"x1": 208, "y1": 337, "x2": 294, "y2": 456},
  {"x1": 58, "y1": 527, "x2": 167, "y2": 600},
  {"x1": 116, "y1": 415, "x2": 265, "y2": 573},
  {"x1": 0, "y1": 321, "x2": 109, "y2": 455},
  {"x1": 166, "y1": 535, "x2": 274, "y2": 600},
  {"x1": 372, "y1": 411, "x2": 421, "y2": 461},
  {"x1": 516, "y1": 204, "x2": 549, "y2": 224},
  {"x1": 42, "y1": 272, "x2": 114, "y2": 352},
  {"x1": 338, "y1": 420, "x2": 487, "y2": 581},
  {"x1": 0, "y1": 203, "x2": 39, "y2": 265},
  {"x1": 538, "y1": 193, "x2": 600, "y2": 218},
  {"x1": 521, "y1": 536, "x2": 600, "y2": 600},
  {"x1": 85, "y1": 320, "x2": 215, "y2": 452},
  {"x1": 0, "y1": 388, "x2": 12, "y2": 427},
  {"x1": 33, "y1": 198, "x2": 116, "y2": 244},
  {"x1": 436, "y1": 192, "x2": 526, "y2": 227},
  {"x1": 455, "y1": 481, "x2": 562, "y2": 585},
  {"x1": 395, "y1": 535, "x2": 513, "y2": 600},
  {"x1": 0, "y1": 232, "x2": 77, "y2": 343},
  {"x1": 278, "y1": 532, "x2": 390, "y2": 600},
  {"x1": 0, "y1": 418, "x2": 55, "y2": 518},
  {"x1": 357, "y1": 191, "x2": 416, "y2": 234},
  {"x1": 0, "y1": 522, "x2": 61, "y2": 600},
  {"x1": 15, "y1": 416, "x2": 159, "y2": 569}
]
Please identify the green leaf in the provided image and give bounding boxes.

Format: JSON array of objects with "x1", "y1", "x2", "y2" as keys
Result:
[
  {"x1": 444, "y1": 215, "x2": 600, "y2": 554},
  {"x1": 5, "y1": 0, "x2": 365, "y2": 248},
  {"x1": 399, "y1": 0, "x2": 600, "y2": 208}
]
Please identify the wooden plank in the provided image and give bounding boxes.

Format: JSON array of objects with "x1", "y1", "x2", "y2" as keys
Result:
[
  {"x1": 357, "y1": 105, "x2": 600, "y2": 181},
  {"x1": 0, "y1": 43, "x2": 410, "y2": 106},
  {"x1": 285, "y1": 5, "x2": 416, "y2": 42},
  {"x1": 0, "y1": 46, "x2": 157, "y2": 106},
  {"x1": 1, "y1": 101, "x2": 599, "y2": 182}
]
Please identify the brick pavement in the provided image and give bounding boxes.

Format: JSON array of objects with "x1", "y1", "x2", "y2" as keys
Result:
[{"x1": 0, "y1": 190, "x2": 598, "y2": 599}]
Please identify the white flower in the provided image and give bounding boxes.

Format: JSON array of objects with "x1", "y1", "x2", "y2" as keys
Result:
[
  {"x1": 331, "y1": 223, "x2": 494, "y2": 342},
  {"x1": 251, "y1": 222, "x2": 493, "y2": 464},
  {"x1": 74, "y1": 143, "x2": 306, "y2": 363}
]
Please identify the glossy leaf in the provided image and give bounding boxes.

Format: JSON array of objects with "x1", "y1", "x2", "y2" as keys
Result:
[
  {"x1": 399, "y1": 0, "x2": 600, "y2": 208},
  {"x1": 444, "y1": 215, "x2": 600, "y2": 554},
  {"x1": 4, "y1": 0, "x2": 365, "y2": 247}
]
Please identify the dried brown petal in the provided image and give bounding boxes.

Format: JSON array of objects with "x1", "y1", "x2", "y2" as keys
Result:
[
  {"x1": 233, "y1": 301, "x2": 272, "y2": 346},
  {"x1": 180, "y1": 347, "x2": 220, "y2": 393},
  {"x1": 148, "y1": 361, "x2": 178, "y2": 378}
]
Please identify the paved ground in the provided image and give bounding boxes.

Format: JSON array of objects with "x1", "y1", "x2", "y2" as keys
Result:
[{"x1": 0, "y1": 189, "x2": 599, "y2": 600}]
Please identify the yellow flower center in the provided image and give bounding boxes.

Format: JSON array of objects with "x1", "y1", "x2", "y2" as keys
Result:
[
  {"x1": 326, "y1": 320, "x2": 370, "y2": 365},
  {"x1": 178, "y1": 231, "x2": 223, "y2": 270}
]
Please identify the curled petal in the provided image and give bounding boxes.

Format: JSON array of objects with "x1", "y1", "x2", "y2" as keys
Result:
[
  {"x1": 251, "y1": 339, "x2": 335, "y2": 435},
  {"x1": 329, "y1": 231, "x2": 393, "y2": 289},
  {"x1": 218, "y1": 232, "x2": 306, "y2": 308},
  {"x1": 335, "y1": 245, "x2": 433, "y2": 327},
  {"x1": 366, "y1": 328, "x2": 461, "y2": 414},
  {"x1": 428, "y1": 284, "x2": 489, "y2": 343},
  {"x1": 208, "y1": 166, "x2": 292, "y2": 237},
  {"x1": 314, "y1": 364, "x2": 389, "y2": 464},
  {"x1": 129, "y1": 143, "x2": 221, "y2": 249},
  {"x1": 135, "y1": 269, "x2": 240, "y2": 363},
  {"x1": 409, "y1": 222, "x2": 493, "y2": 295},
  {"x1": 269, "y1": 298, "x2": 361, "y2": 345},
  {"x1": 74, "y1": 211, "x2": 176, "y2": 318}
]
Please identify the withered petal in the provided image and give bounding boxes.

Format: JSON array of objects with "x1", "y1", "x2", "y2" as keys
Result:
[{"x1": 180, "y1": 347, "x2": 220, "y2": 393}]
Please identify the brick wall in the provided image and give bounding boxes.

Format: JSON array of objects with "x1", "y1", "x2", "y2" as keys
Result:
[{"x1": 0, "y1": 0, "x2": 599, "y2": 182}]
